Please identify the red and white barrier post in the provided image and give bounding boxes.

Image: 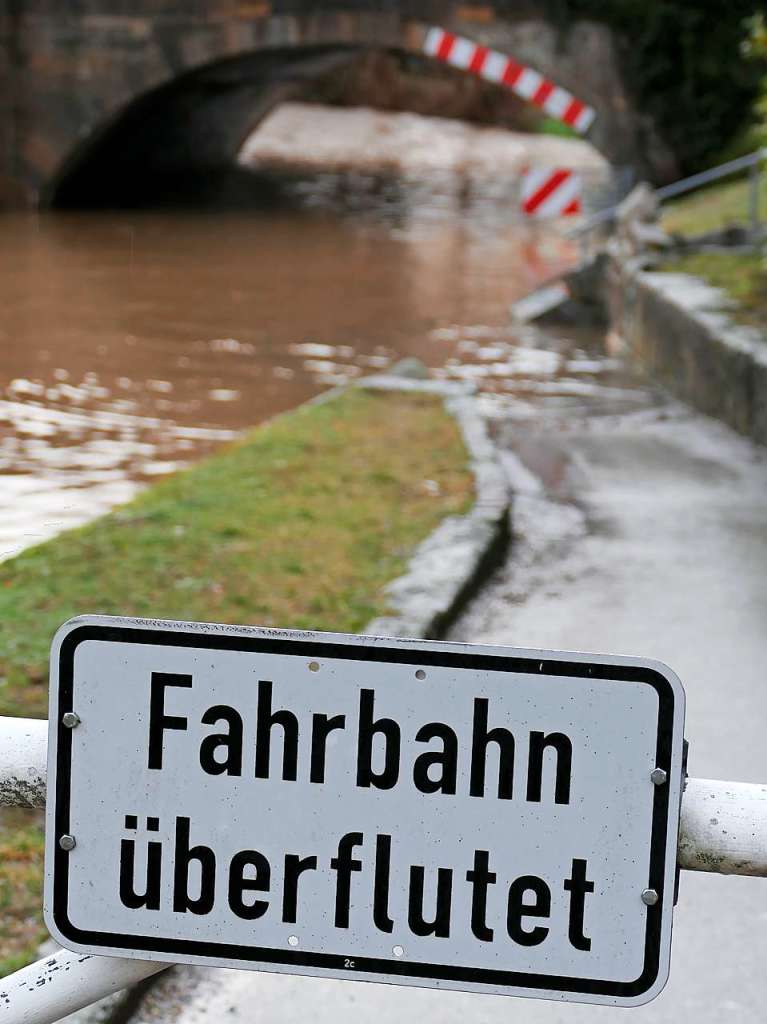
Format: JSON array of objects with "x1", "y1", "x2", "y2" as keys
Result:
[
  {"x1": 520, "y1": 167, "x2": 582, "y2": 218},
  {"x1": 421, "y1": 26, "x2": 596, "y2": 135}
]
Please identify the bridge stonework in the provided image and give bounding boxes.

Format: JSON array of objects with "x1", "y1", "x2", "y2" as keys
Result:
[{"x1": 0, "y1": 2, "x2": 673, "y2": 208}]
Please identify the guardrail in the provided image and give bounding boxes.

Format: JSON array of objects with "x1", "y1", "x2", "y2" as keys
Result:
[
  {"x1": 1, "y1": 714, "x2": 765, "y2": 1024},
  {"x1": 654, "y1": 148, "x2": 765, "y2": 207},
  {"x1": 571, "y1": 148, "x2": 767, "y2": 241}
]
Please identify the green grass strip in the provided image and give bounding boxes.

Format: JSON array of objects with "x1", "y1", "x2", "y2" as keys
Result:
[
  {"x1": 0, "y1": 386, "x2": 473, "y2": 973},
  {"x1": 661, "y1": 250, "x2": 767, "y2": 330}
]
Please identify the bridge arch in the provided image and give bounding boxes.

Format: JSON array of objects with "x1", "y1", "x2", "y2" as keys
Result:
[
  {"x1": 3, "y1": 7, "x2": 675, "y2": 208},
  {"x1": 46, "y1": 44, "x2": 373, "y2": 208}
]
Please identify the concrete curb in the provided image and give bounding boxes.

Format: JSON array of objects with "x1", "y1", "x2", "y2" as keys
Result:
[
  {"x1": 358, "y1": 375, "x2": 511, "y2": 639},
  {"x1": 606, "y1": 256, "x2": 767, "y2": 446}
]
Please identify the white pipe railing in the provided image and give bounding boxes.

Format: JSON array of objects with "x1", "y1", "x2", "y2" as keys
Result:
[
  {"x1": 654, "y1": 149, "x2": 766, "y2": 202},
  {"x1": 0, "y1": 716, "x2": 46, "y2": 808},
  {"x1": 1, "y1": 715, "x2": 765, "y2": 1023},
  {"x1": 0, "y1": 947, "x2": 168, "y2": 1024},
  {"x1": 678, "y1": 777, "x2": 767, "y2": 876}
]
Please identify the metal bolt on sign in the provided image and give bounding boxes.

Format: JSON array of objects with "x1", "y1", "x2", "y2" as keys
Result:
[
  {"x1": 641, "y1": 889, "x2": 659, "y2": 906},
  {"x1": 62, "y1": 711, "x2": 80, "y2": 728},
  {"x1": 651, "y1": 768, "x2": 668, "y2": 786},
  {"x1": 59, "y1": 834, "x2": 76, "y2": 851}
]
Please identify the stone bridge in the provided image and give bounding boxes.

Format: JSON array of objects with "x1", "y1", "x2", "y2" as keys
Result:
[{"x1": 0, "y1": 2, "x2": 674, "y2": 208}]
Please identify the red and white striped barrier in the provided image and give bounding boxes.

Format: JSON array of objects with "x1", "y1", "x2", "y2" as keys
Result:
[
  {"x1": 520, "y1": 167, "x2": 582, "y2": 218},
  {"x1": 422, "y1": 26, "x2": 595, "y2": 135}
]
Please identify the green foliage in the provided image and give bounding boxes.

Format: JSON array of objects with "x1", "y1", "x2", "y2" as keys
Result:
[
  {"x1": 714, "y1": 73, "x2": 767, "y2": 163},
  {"x1": 554, "y1": 1, "x2": 766, "y2": 175},
  {"x1": 742, "y1": 12, "x2": 767, "y2": 59},
  {"x1": 661, "y1": 250, "x2": 767, "y2": 328},
  {"x1": 536, "y1": 116, "x2": 578, "y2": 138}
]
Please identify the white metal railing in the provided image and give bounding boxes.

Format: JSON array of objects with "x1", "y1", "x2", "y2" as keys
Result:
[
  {"x1": 1, "y1": 949, "x2": 167, "y2": 1024},
  {"x1": 571, "y1": 148, "x2": 767, "y2": 240},
  {"x1": 654, "y1": 149, "x2": 765, "y2": 204},
  {"x1": 0, "y1": 716, "x2": 46, "y2": 808},
  {"x1": 1, "y1": 715, "x2": 765, "y2": 1023}
]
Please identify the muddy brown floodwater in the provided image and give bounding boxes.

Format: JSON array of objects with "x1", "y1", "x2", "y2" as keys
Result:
[{"x1": 0, "y1": 183, "x2": 580, "y2": 560}]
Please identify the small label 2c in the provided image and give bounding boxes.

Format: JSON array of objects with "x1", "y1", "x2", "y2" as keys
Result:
[{"x1": 344, "y1": 958, "x2": 355, "y2": 969}]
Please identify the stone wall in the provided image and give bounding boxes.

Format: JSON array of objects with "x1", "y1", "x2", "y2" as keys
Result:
[
  {"x1": 607, "y1": 257, "x2": 767, "y2": 447},
  {"x1": 0, "y1": 2, "x2": 675, "y2": 208}
]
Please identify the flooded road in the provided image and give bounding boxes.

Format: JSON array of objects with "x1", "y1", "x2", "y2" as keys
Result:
[
  {"x1": 0, "y1": 100, "x2": 616, "y2": 560},
  {"x1": 135, "y1": 322, "x2": 767, "y2": 1024},
  {"x1": 6, "y1": 103, "x2": 766, "y2": 1020},
  {"x1": 0, "y1": 200, "x2": 578, "y2": 561}
]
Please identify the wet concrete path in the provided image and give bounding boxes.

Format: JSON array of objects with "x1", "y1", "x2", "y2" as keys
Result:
[{"x1": 124, "y1": 323, "x2": 767, "y2": 1023}]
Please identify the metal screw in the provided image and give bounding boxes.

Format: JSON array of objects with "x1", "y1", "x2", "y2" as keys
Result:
[
  {"x1": 62, "y1": 712, "x2": 80, "y2": 729},
  {"x1": 641, "y1": 888, "x2": 659, "y2": 906},
  {"x1": 650, "y1": 768, "x2": 668, "y2": 786},
  {"x1": 59, "y1": 835, "x2": 76, "y2": 851}
]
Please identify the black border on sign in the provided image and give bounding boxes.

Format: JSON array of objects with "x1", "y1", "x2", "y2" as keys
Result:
[{"x1": 51, "y1": 624, "x2": 677, "y2": 999}]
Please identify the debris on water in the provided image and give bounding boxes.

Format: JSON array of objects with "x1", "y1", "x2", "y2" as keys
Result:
[
  {"x1": 208, "y1": 389, "x2": 240, "y2": 402},
  {"x1": 389, "y1": 357, "x2": 430, "y2": 380}
]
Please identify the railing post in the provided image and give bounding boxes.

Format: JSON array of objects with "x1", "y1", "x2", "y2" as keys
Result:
[
  {"x1": 578, "y1": 229, "x2": 590, "y2": 264},
  {"x1": 749, "y1": 158, "x2": 761, "y2": 236}
]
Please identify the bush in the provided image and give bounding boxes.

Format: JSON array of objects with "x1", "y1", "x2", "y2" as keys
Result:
[{"x1": 554, "y1": 1, "x2": 766, "y2": 174}]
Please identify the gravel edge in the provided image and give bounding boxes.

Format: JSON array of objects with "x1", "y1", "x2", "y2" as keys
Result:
[{"x1": 358, "y1": 375, "x2": 511, "y2": 639}]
